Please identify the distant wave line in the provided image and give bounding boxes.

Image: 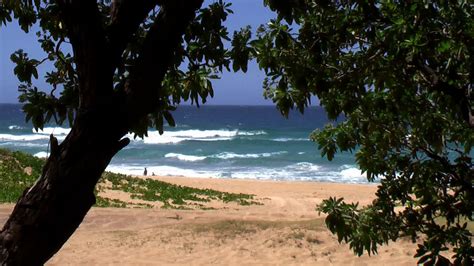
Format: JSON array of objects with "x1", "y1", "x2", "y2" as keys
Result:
[
  {"x1": 105, "y1": 163, "x2": 369, "y2": 183},
  {"x1": 271, "y1": 137, "x2": 309, "y2": 142},
  {"x1": 163, "y1": 151, "x2": 288, "y2": 162}
]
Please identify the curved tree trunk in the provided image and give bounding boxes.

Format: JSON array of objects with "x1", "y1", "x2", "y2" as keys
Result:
[
  {"x1": 0, "y1": 0, "x2": 203, "y2": 264},
  {"x1": 0, "y1": 110, "x2": 129, "y2": 265}
]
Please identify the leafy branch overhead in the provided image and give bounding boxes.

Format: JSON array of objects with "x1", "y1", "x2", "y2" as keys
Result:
[
  {"x1": 257, "y1": 1, "x2": 473, "y2": 265},
  {"x1": 1, "y1": 0, "x2": 252, "y2": 136}
]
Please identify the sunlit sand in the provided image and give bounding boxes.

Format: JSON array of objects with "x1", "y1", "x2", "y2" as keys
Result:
[{"x1": 1, "y1": 176, "x2": 419, "y2": 265}]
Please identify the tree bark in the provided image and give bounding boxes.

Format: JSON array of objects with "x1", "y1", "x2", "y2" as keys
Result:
[
  {"x1": 0, "y1": 0, "x2": 203, "y2": 264},
  {"x1": 0, "y1": 108, "x2": 129, "y2": 265}
]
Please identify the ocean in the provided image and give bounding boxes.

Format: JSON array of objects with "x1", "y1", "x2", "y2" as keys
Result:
[{"x1": 0, "y1": 104, "x2": 368, "y2": 183}]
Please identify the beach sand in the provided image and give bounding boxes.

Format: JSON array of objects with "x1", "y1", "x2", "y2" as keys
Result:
[{"x1": 0, "y1": 176, "x2": 419, "y2": 265}]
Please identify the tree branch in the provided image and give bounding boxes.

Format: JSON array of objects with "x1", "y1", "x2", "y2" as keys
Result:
[
  {"x1": 416, "y1": 61, "x2": 472, "y2": 126},
  {"x1": 56, "y1": 0, "x2": 112, "y2": 108},
  {"x1": 418, "y1": 146, "x2": 473, "y2": 196},
  {"x1": 107, "y1": 0, "x2": 161, "y2": 72},
  {"x1": 123, "y1": 0, "x2": 204, "y2": 122}
]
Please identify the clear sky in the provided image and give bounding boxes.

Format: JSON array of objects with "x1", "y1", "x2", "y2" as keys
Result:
[{"x1": 0, "y1": 0, "x2": 276, "y2": 104}]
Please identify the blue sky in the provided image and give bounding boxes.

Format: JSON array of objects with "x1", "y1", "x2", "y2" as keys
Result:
[{"x1": 0, "y1": 0, "x2": 276, "y2": 104}]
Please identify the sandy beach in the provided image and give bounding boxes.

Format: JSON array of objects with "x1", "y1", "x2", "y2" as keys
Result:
[{"x1": 1, "y1": 176, "x2": 419, "y2": 265}]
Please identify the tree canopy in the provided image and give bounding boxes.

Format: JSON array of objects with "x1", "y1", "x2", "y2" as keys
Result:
[
  {"x1": 256, "y1": 1, "x2": 473, "y2": 264},
  {"x1": 1, "y1": 0, "x2": 240, "y2": 135},
  {"x1": 0, "y1": 0, "x2": 473, "y2": 265}
]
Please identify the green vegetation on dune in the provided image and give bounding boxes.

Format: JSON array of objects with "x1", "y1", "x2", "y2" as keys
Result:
[
  {"x1": 0, "y1": 148, "x2": 259, "y2": 209},
  {"x1": 0, "y1": 149, "x2": 42, "y2": 202},
  {"x1": 99, "y1": 172, "x2": 261, "y2": 209}
]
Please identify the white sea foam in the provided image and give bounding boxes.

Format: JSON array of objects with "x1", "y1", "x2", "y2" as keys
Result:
[
  {"x1": 33, "y1": 127, "x2": 71, "y2": 135},
  {"x1": 0, "y1": 134, "x2": 50, "y2": 141},
  {"x1": 0, "y1": 128, "x2": 268, "y2": 151},
  {"x1": 0, "y1": 133, "x2": 67, "y2": 143},
  {"x1": 0, "y1": 142, "x2": 46, "y2": 148},
  {"x1": 7, "y1": 128, "x2": 265, "y2": 145},
  {"x1": 163, "y1": 151, "x2": 288, "y2": 161},
  {"x1": 133, "y1": 129, "x2": 238, "y2": 144},
  {"x1": 272, "y1": 138, "x2": 308, "y2": 142},
  {"x1": 237, "y1": 130, "x2": 267, "y2": 136},
  {"x1": 192, "y1": 137, "x2": 234, "y2": 142},
  {"x1": 106, "y1": 165, "x2": 215, "y2": 178},
  {"x1": 212, "y1": 151, "x2": 287, "y2": 159},
  {"x1": 0, "y1": 127, "x2": 70, "y2": 144},
  {"x1": 339, "y1": 167, "x2": 365, "y2": 179},
  {"x1": 105, "y1": 162, "x2": 371, "y2": 184},
  {"x1": 8, "y1": 125, "x2": 23, "y2": 130},
  {"x1": 164, "y1": 153, "x2": 206, "y2": 162},
  {"x1": 287, "y1": 162, "x2": 321, "y2": 172},
  {"x1": 130, "y1": 129, "x2": 268, "y2": 144},
  {"x1": 0, "y1": 125, "x2": 70, "y2": 147},
  {"x1": 34, "y1": 151, "x2": 49, "y2": 158}
]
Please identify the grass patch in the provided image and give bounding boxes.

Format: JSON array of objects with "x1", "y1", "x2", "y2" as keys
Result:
[
  {"x1": 98, "y1": 172, "x2": 260, "y2": 209},
  {"x1": 0, "y1": 149, "x2": 43, "y2": 202},
  {"x1": 192, "y1": 219, "x2": 326, "y2": 238},
  {"x1": 0, "y1": 148, "x2": 260, "y2": 209}
]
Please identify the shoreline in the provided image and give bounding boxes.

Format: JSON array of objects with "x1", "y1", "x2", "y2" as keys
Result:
[
  {"x1": 148, "y1": 174, "x2": 380, "y2": 184},
  {"x1": 1, "y1": 176, "x2": 418, "y2": 265}
]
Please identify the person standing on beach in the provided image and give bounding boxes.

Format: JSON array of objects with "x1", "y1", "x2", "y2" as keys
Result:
[{"x1": 143, "y1": 168, "x2": 148, "y2": 176}]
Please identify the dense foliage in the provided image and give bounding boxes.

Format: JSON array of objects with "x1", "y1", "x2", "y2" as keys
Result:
[
  {"x1": 252, "y1": 1, "x2": 473, "y2": 264},
  {"x1": 1, "y1": 0, "x2": 472, "y2": 264}
]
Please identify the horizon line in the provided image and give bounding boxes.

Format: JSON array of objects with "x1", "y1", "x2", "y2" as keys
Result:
[{"x1": 0, "y1": 102, "x2": 323, "y2": 108}]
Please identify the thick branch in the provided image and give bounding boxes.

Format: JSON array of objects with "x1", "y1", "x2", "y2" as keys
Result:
[
  {"x1": 107, "y1": 0, "x2": 161, "y2": 72},
  {"x1": 56, "y1": 0, "x2": 112, "y2": 108},
  {"x1": 123, "y1": 0, "x2": 204, "y2": 121}
]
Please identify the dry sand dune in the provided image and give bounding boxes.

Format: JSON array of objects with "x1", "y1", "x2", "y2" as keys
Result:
[{"x1": 1, "y1": 177, "x2": 420, "y2": 265}]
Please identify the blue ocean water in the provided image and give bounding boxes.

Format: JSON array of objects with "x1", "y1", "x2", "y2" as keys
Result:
[{"x1": 0, "y1": 104, "x2": 368, "y2": 183}]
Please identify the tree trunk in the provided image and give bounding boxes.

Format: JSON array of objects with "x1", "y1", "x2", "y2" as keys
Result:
[
  {"x1": 0, "y1": 108, "x2": 129, "y2": 265},
  {"x1": 0, "y1": 1, "x2": 203, "y2": 264}
]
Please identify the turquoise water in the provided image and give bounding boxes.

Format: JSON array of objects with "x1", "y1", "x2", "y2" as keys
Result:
[{"x1": 0, "y1": 104, "x2": 368, "y2": 183}]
